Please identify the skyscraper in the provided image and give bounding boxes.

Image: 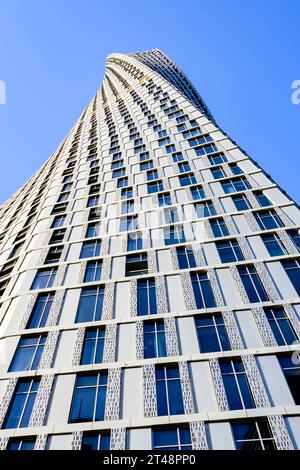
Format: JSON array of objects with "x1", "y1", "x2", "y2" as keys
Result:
[{"x1": 0, "y1": 49, "x2": 299, "y2": 451}]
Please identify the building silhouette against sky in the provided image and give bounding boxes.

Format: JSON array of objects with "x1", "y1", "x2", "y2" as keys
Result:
[{"x1": 0, "y1": 49, "x2": 299, "y2": 450}]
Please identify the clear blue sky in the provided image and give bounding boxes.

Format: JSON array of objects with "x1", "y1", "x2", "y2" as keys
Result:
[{"x1": 0, "y1": 0, "x2": 299, "y2": 205}]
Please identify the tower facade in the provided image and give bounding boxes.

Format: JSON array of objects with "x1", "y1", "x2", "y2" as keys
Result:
[{"x1": 0, "y1": 49, "x2": 299, "y2": 451}]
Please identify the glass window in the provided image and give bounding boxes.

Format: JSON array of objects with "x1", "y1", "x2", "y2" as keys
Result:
[
  {"x1": 147, "y1": 170, "x2": 159, "y2": 181},
  {"x1": 255, "y1": 192, "x2": 271, "y2": 207},
  {"x1": 153, "y1": 427, "x2": 192, "y2": 450},
  {"x1": 31, "y1": 268, "x2": 57, "y2": 290},
  {"x1": 190, "y1": 185, "x2": 206, "y2": 201},
  {"x1": 158, "y1": 192, "x2": 172, "y2": 206},
  {"x1": 220, "y1": 359, "x2": 255, "y2": 410},
  {"x1": 137, "y1": 279, "x2": 157, "y2": 316},
  {"x1": 87, "y1": 195, "x2": 100, "y2": 207},
  {"x1": 51, "y1": 215, "x2": 66, "y2": 228},
  {"x1": 261, "y1": 234, "x2": 286, "y2": 256},
  {"x1": 210, "y1": 218, "x2": 229, "y2": 237},
  {"x1": 117, "y1": 177, "x2": 128, "y2": 188},
  {"x1": 7, "y1": 437, "x2": 36, "y2": 450},
  {"x1": 80, "y1": 240, "x2": 101, "y2": 258},
  {"x1": 195, "y1": 314, "x2": 231, "y2": 353},
  {"x1": 282, "y1": 260, "x2": 300, "y2": 295},
  {"x1": 278, "y1": 356, "x2": 300, "y2": 405},
  {"x1": 44, "y1": 246, "x2": 63, "y2": 264},
  {"x1": 126, "y1": 253, "x2": 148, "y2": 276},
  {"x1": 120, "y1": 215, "x2": 138, "y2": 232},
  {"x1": 188, "y1": 135, "x2": 213, "y2": 147},
  {"x1": 127, "y1": 232, "x2": 143, "y2": 251},
  {"x1": 84, "y1": 260, "x2": 103, "y2": 282},
  {"x1": 237, "y1": 265, "x2": 269, "y2": 302},
  {"x1": 265, "y1": 307, "x2": 297, "y2": 346},
  {"x1": 195, "y1": 143, "x2": 217, "y2": 156},
  {"x1": 172, "y1": 152, "x2": 184, "y2": 163},
  {"x1": 121, "y1": 187, "x2": 133, "y2": 199},
  {"x1": 232, "y1": 421, "x2": 276, "y2": 450},
  {"x1": 230, "y1": 164, "x2": 243, "y2": 175},
  {"x1": 147, "y1": 180, "x2": 164, "y2": 194},
  {"x1": 27, "y1": 293, "x2": 54, "y2": 329},
  {"x1": 140, "y1": 160, "x2": 153, "y2": 171},
  {"x1": 209, "y1": 153, "x2": 227, "y2": 165},
  {"x1": 195, "y1": 201, "x2": 216, "y2": 217},
  {"x1": 9, "y1": 335, "x2": 47, "y2": 372},
  {"x1": 164, "y1": 225, "x2": 186, "y2": 246},
  {"x1": 191, "y1": 272, "x2": 216, "y2": 309},
  {"x1": 164, "y1": 208, "x2": 178, "y2": 224},
  {"x1": 211, "y1": 167, "x2": 225, "y2": 179},
  {"x1": 50, "y1": 228, "x2": 66, "y2": 244},
  {"x1": 156, "y1": 365, "x2": 185, "y2": 416},
  {"x1": 232, "y1": 195, "x2": 251, "y2": 211},
  {"x1": 69, "y1": 373, "x2": 108, "y2": 423},
  {"x1": 288, "y1": 230, "x2": 300, "y2": 252},
  {"x1": 178, "y1": 162, "x2": 191, "y2": 173},
  {"x1": 111, "y1": 160, "x2": 123, "y2": 169},
  {"x1": 216, "y1": 240, "x2": 244, "y2": 263},
  {"x1": 81, "y1": 432, "x2": 110, "y2": 450},
  {"x1": 176, "y1": 246, "x2": 196, "y2": 269},
  {"x1": 76, "y1": 287, "x2": 105, "y2": 323},
  {"x1": 88, "y1": 207, "x2": 101, "y2": 221},
  {"x1": 3, "y1": 378, "x2": 40, "y2": 429},
  {"x1": 179, "y1": 174, "x2": 197, "y2": 187},
  {"x1": 254, "y1": 210, "x2": 283, "y2": 230},
  {"x1": 222, "y1": 177, "x2": 250, "y2": 194},
  {"x1": 81, "y1": 327, "x2": 106, "y2": 365},
  {"x1": 144, "y1": 320, "x2": 167, "y2": 359},
  {"x1": 86, "y1": 222, "x2": 100, "y2": 238},
  {"x1": 58, "y1": 192, "x2": 69, "y2": 202}
]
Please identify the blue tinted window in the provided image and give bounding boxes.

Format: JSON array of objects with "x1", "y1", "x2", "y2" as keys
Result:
[
  {"x1": 76, "y1": 287, "x2": 106, "y2": 323},
  {"x1": 282, "y1": 260, "x2": 300, "y2": 295},
  {"x1": 137, "y1": 279, "x2": 157, "y2": 316},
  {"x1": 288, "y1": 230, "x2": 300, "y2": 252},
  {"x1": 255, "y1": 192, "x2": 271, "y2": 207},
  {"x1": 261, "y1": 234, "x2": 286, "y2": 257},
  {"x1": 164, "y1": 226, "x2": 186, "y2": 245},
  {"x1": 84, "y1": 260, "x2": 103, "y2": 282},
  {"x1": 254, "y1": 210, "x2": 283, "y2": 230},
  {"x1": 153, "y1": 427, "x2": 192, "y2": 450},
  {"x1": 279, "y1": 356, "x2": 300, "y2": 405},
  {"x1": 81, "y1": 432, "x2": 110, "y2": 450},
  {"x1": 196, "y1": 314, "x2": 231, "y2": 353},
  {"x1": 176, "y1": 246, "x2": 196, "y2": 269},
  {"x1": 220, "y1": 360, "x2": 255, "y2": 410},
  {"x1": 232, "y1": 195, "x2": 250, "y2": 211},
  {"x1": 265, "y1": 308, "x2": 297, "y2": 346},
  {"x1": 156, "y1": 365, "x2": 185, "y2": 416},
  {"x1": 7, "y1": 438, "x2": 36, "y2": 450},
  {"x1": 191, "y1": 272, "x2": 216, "y2": 309},
  {"x1": 9, "y1": 335, "x2": 46, "y2": 372},
  {"x1": 80, "y1": 240, "x2": 101, "y2": 259},
  {"x1": 4, "y1": 379, "x2": 40, "y2": 429},
  {"x1": 216, "y1": 240, "x2": 244, "y2": 263},
  {"x1": 144, "y1": 320, "x2": 167, "y2": 359},
  {"x1": 31, "y1": 268, "x2": 57, "y2": 290},
  {"x1": 27, "y1": 293, "x2": 54, "y2": 329},
  {"x1": 69, "y1": 373, "x2": 108, "y2": 423},
  {"x1": 81, "y1": 328, "x2": 106, "y2": 365},
  {"x1": 238, "y1": 266, "x2": 269, "y2": 302},
  {"x1": 210, "y1": 219, "x2": 229, "y2": 237}
]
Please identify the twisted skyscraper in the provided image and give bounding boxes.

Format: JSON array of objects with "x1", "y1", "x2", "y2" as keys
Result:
[{"x1": 0, "y1": 49, "x2": 299, "y2": 450}]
